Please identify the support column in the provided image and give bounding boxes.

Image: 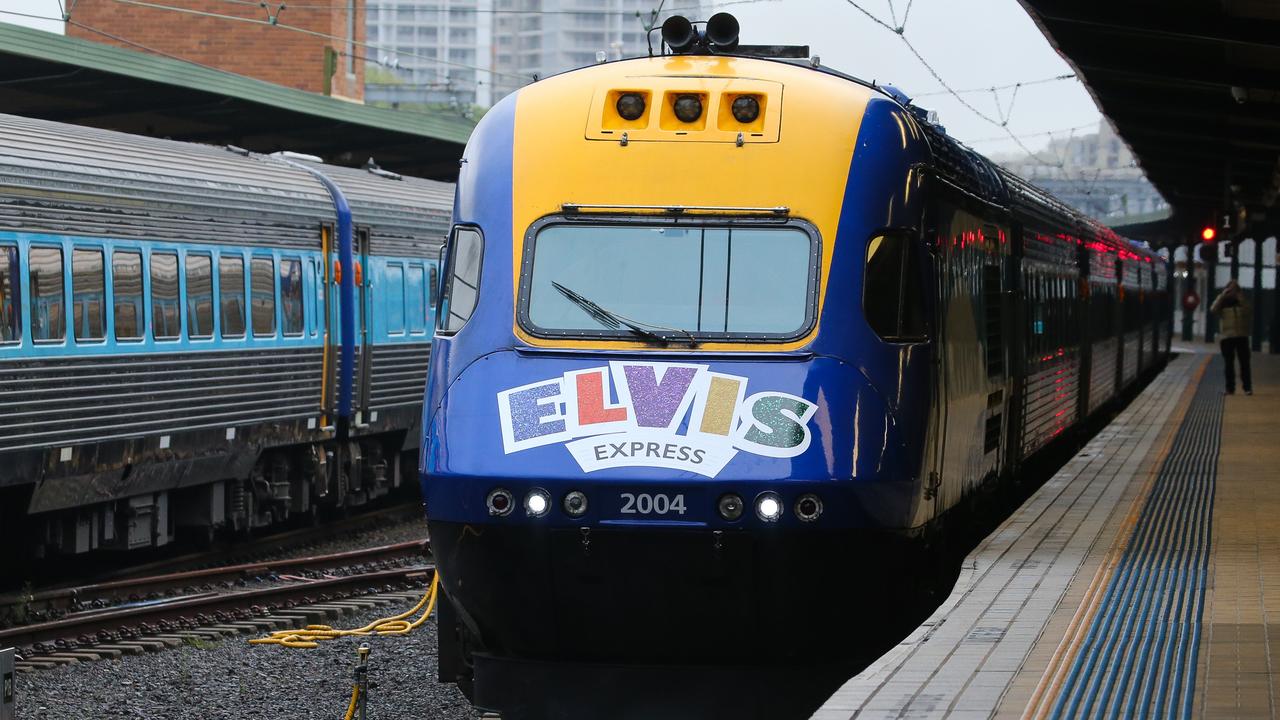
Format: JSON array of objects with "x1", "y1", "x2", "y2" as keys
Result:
[
  {"x1": 1205, "y1": 255, "x2": 1218, "y2": 343},
  {"x1": 1253, "y1": 238, "x2": 1264, "y2": 352}
]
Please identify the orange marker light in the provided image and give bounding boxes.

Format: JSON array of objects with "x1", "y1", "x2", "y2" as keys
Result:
[{"x1": 1201, "y1": 227, "x2": 1216, "y2": 242}]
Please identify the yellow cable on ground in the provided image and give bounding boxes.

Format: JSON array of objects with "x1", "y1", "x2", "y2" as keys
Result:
[
  {"x1": 341, "y1": 683, "x2": 360, "y2": 720},
  {"x1": 248, "y1": 571, "x2": 439, "y2": 649}
]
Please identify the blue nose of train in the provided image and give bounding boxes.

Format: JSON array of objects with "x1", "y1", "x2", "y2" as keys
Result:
[{"x1": 421, "y1": 350, "x2": 920, "y2": 531}]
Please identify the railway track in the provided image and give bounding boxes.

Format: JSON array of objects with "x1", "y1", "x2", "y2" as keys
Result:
[{"x1": 1, "y1": 541, "x2": 434, "y2": 671}]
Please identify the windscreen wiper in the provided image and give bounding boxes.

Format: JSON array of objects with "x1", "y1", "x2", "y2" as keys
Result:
[{"x1": 551, "y1": 282, "x2": 697, "y2": 346}]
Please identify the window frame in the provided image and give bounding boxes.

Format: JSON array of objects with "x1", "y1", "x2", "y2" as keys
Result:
[
  {"x1": 184, "y1": 251, "x2": 215, "y2": 340},
  {"x1": 28, "y1": 244, "x2": 67, "y2": 344},
  {"x1": 111, "y1": 248, "x2": 145, "y2": 342},
  {"x1": 0, "y1": 243, "x2": 22, "y2": 345},
  {"x1": 407, "y1": 262, "x2": 428, "y2": 335},
  {"x1": 150, "y1": 249, "x2": 182, "y2": 341},
  {"x1": 436, "y1": 225, "x2": 485, "y2": 336},
  {"x1": 249, "y1": 254, "x2": 277, "y2": 339},
  {"x1": 861, "y1": 229, "x2": 929, "y2": 345},
  {"x1": 280, "y1": 255, "x2": 304, "y2": 337},
  {"x1": 384, "y1": 261, "x2": 407, "y2": 336},
  {"x1": 514, "y1": 215, "x2": 821, "y2": 343},
  {"x1": 71, "y1": 246, "x2": 107, "y2": 344},
  {"x1": 219, "y1": 253, "x2": 247, "y2": 339}
]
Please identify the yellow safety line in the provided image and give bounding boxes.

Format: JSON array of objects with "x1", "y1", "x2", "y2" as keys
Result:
[{"x1": 1021, "y1": 356, "x2": 1210, "y2": 720}]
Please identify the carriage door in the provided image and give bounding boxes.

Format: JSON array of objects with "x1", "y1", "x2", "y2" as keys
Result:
[
  {"x1": 355, "y1": 227, "x2": 373, "y2": 426},
  {"x1": 320, "y1": 224, "x2": 337, "y2": 425},
  {"x1": 981, "y1": 226, "x2": 1008, "y2": 477}
]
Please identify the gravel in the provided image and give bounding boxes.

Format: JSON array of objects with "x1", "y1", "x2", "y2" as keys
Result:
[
  {"x1": 14, "y1": 603, "x2": 479, "y2": 720},
  {"x1": 242, "y1": 513, "x2": 432, "y2": 565}
]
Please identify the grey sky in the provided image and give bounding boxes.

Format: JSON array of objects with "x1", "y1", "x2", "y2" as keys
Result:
[
  {"x1": 712, "y1": 0, "x2": 1101, "y2": 159},
  {"x1": 4, "y1": 0, "x2": 63, "y2": 33}
]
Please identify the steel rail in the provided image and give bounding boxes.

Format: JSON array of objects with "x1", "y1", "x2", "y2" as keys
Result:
[{"x1": 0, "y1": 564, "x2": 435, "y2": 650}]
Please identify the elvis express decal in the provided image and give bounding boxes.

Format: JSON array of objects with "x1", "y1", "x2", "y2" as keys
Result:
[{"x1": 497, "y1": 362, "x2": 818, "y2": 477}]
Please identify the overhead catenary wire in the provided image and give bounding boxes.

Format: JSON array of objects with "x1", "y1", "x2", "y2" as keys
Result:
[
  {"x1": 839, "y1": 0, "x2": 1090, "y2": 172},
  {"x1": 204, "y1": 0, "x2": 778, "y2": 14},
  {"x1": 911, "y1": 73, "x2": 1078, "y2": 98}
]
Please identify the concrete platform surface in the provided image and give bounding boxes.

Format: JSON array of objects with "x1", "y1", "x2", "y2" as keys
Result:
[{"x1": 813, "y1": 347, "x2": 1280, "y2": 719}]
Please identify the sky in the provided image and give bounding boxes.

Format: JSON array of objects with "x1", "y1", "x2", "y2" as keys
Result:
[
  {"x1": 711, "y1": 0, "x2": 1102, "y2": 158},
  {"x1": 1, "y1": 0, "x2": 1102, "y2": 160},
  {"x1": 4, "y1": 0, "x2": 63, "y2": 33}
]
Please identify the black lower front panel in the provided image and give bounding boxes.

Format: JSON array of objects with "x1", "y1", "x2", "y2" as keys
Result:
[{"x1": 428, "y1": 520, "x2": 933, "y2": 719}]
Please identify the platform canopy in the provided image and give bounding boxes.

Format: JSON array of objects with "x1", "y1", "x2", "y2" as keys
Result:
[
  {"x1": 0, "y1": 22, "x2": 473, "y2": 180},
  {"x1": 1019, "y1": 1, "x2": 1280, "y2": 245}
]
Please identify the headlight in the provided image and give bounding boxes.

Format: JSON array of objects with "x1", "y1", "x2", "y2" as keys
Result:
[
  {"x1": 717, "y1": 494, "x2": 744, "y2": 521},
  {"x1": 524, "y1": 488, "x2": 550, "y2": 517},
  {"x1": 616, "y1": 93, "x2": 646, "y2": 121},
  {"x1": 755, "y1": 492, "x2": 782, "y2": 522},
  {"x1": 673, "y1": 94, "x2": 703, "y2": 123},
  {"x1": 563, "y1": 490, "x2": 589, "y2": 517},
  {"x1": 486, "y1": 488, "x2": 513, "y2": 517}
]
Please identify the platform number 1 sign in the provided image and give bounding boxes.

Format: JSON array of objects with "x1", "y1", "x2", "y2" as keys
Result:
[{"x1": 3, "y1": 670, "x2": 12, "y2": 703}]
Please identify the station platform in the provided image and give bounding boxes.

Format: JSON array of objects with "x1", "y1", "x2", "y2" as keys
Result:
[{"x1": 814, "y1": 346, "x2": 1280, "y2": 719}]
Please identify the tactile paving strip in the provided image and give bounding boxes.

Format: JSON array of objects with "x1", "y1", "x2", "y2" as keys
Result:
[{"x1": 1048, "y1": 357, "x2": 1223, "y2": 719}]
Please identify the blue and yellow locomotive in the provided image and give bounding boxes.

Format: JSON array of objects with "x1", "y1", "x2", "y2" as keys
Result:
[{"x1": 422, "y1": 15, "x2": 1168, "y2": 717}]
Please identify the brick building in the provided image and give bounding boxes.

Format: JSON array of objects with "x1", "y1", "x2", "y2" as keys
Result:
[{"x1": 66, "y1": 0, "x2": 365, "y2": 101}]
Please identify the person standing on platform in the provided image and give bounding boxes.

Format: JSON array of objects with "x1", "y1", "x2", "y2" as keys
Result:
[{"x1": 1211, "y1": 279, "x2": 1253, "y2": 395}]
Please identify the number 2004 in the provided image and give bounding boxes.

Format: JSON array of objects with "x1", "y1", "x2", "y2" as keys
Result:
[{"x1": 620, "y1": 492, "x2": 686, "y2": 515}]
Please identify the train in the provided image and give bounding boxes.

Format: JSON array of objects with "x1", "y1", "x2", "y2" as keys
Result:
[
  {"x1": 420, "y1": 13, "x2": 1171, "y2": 719},
  {"x1": 0, "y1": 113, "x2": 451, "y2": 557}
]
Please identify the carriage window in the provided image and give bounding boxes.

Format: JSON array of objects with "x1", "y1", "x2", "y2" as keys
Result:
[
  {"x1": 29, "y1": 246, "x2": 65, "y2": 342},
  {"x1": 439, "y1": 228, "x2": 483, "y2": 334},
  {"x1": 185, "y1": 253, "x2": 213, "y2": 339},
  {"x1": 220, "y1": 255, "x2": 246, "y2": 337},
  {"x1": 151, "y1": 251, "x2": 180, "y2": 340},
  {"x1": 407, "y1": 264, "x2": 426, "y2": 334},
  {"x1": 112, "y1": 250, "x2": 143, "y2": 340},
  {"x1": 385, "y1": 263, "x2": 406, "y2": 334},
  {"x1": 863, "y1": 233, "x2": 926, "y2": 342},
  {"x1": 1, "y1": 244, "x2": 20, "y2": 343},
  {"x1": 524, "y1": 224, "x2": 815, "y2": 339},
  {"x1": 280, "y1": 257, "x2": 303, "y2": 336},
  {"x1": 428, "y1": 265, "x2": 439, "y2": 309},
  {"x1": 72, "y1": 248, "x2": 106, "y2": 341},
  {"x1": 250, "y1": 256, "x2": 276, "y2": 337}
]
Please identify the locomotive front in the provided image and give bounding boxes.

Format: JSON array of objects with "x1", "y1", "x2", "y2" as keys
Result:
[{"x1": 421, "y1": 38, "x2": 937, "y2": 711}]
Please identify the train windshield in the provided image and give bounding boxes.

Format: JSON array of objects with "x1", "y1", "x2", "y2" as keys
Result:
[{"x1": 523, "y1": 223, "x2": 815, "y2": 341}]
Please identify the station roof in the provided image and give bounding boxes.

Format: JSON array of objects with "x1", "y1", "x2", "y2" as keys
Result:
[
  {"x1": 0, "y1": 22, "x2": 473, "y2": 180},
  {"x1": 1018, "y1": 1, "x2": 1280, "y2": 245}
]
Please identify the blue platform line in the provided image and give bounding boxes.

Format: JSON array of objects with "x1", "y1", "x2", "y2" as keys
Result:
[{"x1": 1048, "y1": 357, "x2": 1223, "y2": 720}]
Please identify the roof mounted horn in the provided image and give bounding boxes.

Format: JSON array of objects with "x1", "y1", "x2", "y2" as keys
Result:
[
  {"x1": 661, "y1": 15, "x2": 699, "y2": 54},
  {"x1": 705, "y1": 13, "x2": 740, "y2": 52}
]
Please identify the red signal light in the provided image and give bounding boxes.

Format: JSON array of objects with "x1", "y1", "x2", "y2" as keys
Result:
[{"x1": 1201, "y1": 227, "x2": 1216, "y2": 242}]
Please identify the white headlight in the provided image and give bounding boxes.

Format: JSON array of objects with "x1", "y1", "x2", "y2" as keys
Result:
[
  {"x1": 756, "y1": 492, "x2": 782, "y2": 522},
  {"x1": 525, "y1": 489, "x2": 550, "y2": 517}
]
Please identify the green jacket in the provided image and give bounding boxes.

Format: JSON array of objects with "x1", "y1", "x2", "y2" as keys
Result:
[{"x1": 1211, "y1": 288, "x2": 1252, "y2": 339}]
